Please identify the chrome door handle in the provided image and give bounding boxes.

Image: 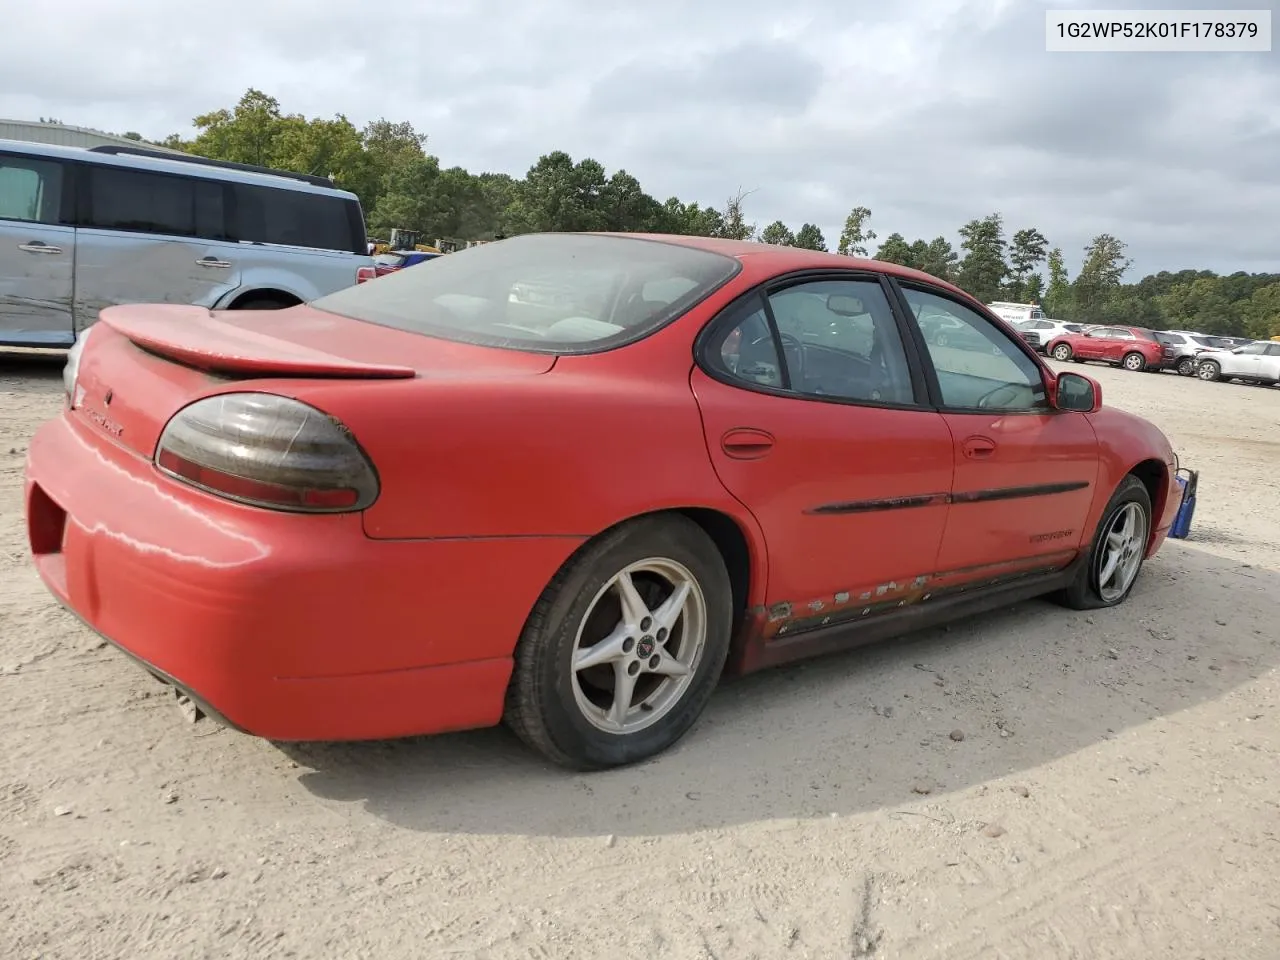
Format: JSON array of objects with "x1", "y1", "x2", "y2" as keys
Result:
[
  {"x1": 18, "y1": 241, "x2": 62, "y2": 254},
  {"x1": 196, "y1": 257, "x2": 232, "y2": 268}
]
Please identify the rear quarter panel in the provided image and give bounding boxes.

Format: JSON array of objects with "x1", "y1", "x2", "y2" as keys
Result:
[
  {"x1": 291, "y1": 352, "x2": 753, "y2": 542},
  {"x1": 214, "y1": 245, "x2": 371, "y2": 306}
]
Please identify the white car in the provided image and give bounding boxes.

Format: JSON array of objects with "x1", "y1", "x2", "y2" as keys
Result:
[
  {"x1": 1013, "y1": 317, "x2": 1086, "y2": 352},
  {"x1": 1195, "y1": 340, "x2": 1280, "y2": 385}
]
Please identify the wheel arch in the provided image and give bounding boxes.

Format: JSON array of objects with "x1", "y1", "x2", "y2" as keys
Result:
[
  {"x1": 1127, "y1": 457, "x2": 1169, "y2": 546},
  {"x1": 223, "y1": 288, "x2": 303, "y2": 310},
  {"x1": 521, "y1": 505, "x2": 763, "y2": 645}
]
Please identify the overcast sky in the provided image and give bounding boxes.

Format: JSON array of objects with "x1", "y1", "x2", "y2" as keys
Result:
[{"x1": 2, "y1": 0, "x2": 1276, "y2": 280}]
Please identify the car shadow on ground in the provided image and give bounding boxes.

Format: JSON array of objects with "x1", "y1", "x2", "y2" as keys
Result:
[
  {"x1": 0, "y1": 353, "x2": 65, "y2": 390},
  {"x1": 283, "y1": 543, "x2": 1276, "y2": 839}
]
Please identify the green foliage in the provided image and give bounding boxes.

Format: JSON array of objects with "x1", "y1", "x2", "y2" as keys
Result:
[
  {"x1": 1005, "y1": 227, "x2": 1049, "y2": 301},
  {"x1": 957, "y1": 214, "x2": 1008, "y2": 304},
  {"x1": 837, "y1": 206, "x2": 875, "y2": 256},
  {"x1": 873, "y1": 232, "x2": 913, "y2": 265},
  {"x1": 759, "y1": 220, "x2": 796, "y2": 246},
  {"x1": 794, "y1": 223, "x2": 827, "y2": 251},
  {"x1": 159, "y1": 89, "x2": 1277, "y2": 339}
]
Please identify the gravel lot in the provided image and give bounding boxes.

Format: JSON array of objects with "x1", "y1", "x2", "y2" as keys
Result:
[{"x1": 2, "y1": 353, "x2": 1278, "y2": 960}]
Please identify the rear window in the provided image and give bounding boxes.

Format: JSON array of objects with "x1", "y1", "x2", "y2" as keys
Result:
[
  {"x1": 229, "y1": 182, "x2": 363, "y2": 253},
  {"x1": 311, "y1": 233, "x2": 741, "y2": 354}
]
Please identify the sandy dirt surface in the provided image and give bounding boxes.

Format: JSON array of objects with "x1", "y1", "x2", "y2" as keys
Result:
[{"x1": 2, "y1": 352, "x2": 1278, "y2": 960}]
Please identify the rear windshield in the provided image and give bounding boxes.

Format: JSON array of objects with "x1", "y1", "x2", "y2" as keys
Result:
[
  {"x1": 311, "y1": 233, "x2": 741, "y2": 353},
  {"x1": 1155, "y1": 332, "x2": 1184, "y2": 345}
]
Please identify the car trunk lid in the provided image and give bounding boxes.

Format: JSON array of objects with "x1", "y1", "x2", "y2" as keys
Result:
[{"x1": 71, "y1": 303, "x2": 554, "y2": 458}]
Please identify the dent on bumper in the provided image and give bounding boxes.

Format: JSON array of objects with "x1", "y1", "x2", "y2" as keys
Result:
[{"x1": 25, "y1": 415, "x2": 581, "y2": 741}]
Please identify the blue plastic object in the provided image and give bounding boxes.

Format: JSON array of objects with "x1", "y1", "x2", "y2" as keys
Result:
[{"x1": 1169, "y1": 468, "x2": 1198, "y2": 539}]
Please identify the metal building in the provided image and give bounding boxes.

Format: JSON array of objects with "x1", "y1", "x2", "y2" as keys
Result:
[{"x1": 0, "y1": 118, "x2": 186, "y2": 154}]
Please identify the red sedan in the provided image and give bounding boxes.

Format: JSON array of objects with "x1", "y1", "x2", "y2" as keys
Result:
[
  {"x1": 25, "y1": 233, "x2": 1187, "y2": 770},
  {"x1": 1045, "y1": 325, "x2": 1172, "y2": 372}
]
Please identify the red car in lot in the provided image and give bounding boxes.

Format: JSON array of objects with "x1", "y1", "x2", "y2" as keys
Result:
[
  {"x1": 1045, "y1": 325, "x2": 1172, "y2": 372},
  {"x1": 25, "y1": 234, "x2": 1187, "y2": 770}
]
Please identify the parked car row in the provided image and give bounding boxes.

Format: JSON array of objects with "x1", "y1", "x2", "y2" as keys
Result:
[{"x1": 1011, "y1": 320, "x2": 1280, "y2": 387}]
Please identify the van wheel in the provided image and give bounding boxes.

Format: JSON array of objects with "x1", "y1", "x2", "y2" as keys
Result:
[{"x1": 504, "y1": 515, "x2": 732, "y2": 770}]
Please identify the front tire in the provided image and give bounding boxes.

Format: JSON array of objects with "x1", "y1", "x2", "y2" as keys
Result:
[
  {"x1": 1197, "y1": 360, "x2": 1221, "y2": 382},
  {"x1": 1176, "y1": 358, "x2": 1196, "y2": 376},
  {"x1": 1122, "y1": 351, "x2": 1146, "y2": 372},
  {"x1": 1053, "y1": 475, "x2": 1152, "y2": 611},
  {"x1": 504, "y1": 515, "x2": 732, "y2": 770},
  {"x1": 1051, "y1": 344, "x2": 1073, "y2": 361}
]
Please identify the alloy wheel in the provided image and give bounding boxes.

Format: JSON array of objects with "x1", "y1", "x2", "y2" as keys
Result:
[
  {"x1": 1096, "y1": 502, "x2": 1148, "y2": 602},
  {"x1": 569, "y1": 558, "x2": 708, "y2": 735}
]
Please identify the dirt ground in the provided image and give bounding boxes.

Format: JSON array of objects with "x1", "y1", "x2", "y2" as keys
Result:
[{"x1": 2, "y1": 352, "x2": 1278, "y2": 960}]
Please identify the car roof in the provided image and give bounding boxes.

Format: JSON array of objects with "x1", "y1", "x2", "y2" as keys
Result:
[
  {"x1": 593, "y1": 232, "x2": 974, "y2": 300},
  {"x1": 0, "y1": 137, "x2": 360, "y2": 200}
]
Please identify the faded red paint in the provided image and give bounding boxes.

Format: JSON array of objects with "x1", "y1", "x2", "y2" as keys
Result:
[{"x1": 24, "y1": 235, "x2": 1181, "y2": 743}]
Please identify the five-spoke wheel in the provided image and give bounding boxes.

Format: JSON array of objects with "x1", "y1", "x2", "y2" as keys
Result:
[{"x1": 504, "y1": 515, "x2": 731, "y2": 770}]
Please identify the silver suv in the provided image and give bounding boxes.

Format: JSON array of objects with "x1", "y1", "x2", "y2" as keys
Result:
[{"x1": 0, "y1": 140, "x2": 374, "y2": 347}]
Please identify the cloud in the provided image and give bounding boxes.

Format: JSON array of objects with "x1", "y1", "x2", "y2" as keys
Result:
[{"x1": 0, "y1": 0, "x2": 1275, "y2": 279}]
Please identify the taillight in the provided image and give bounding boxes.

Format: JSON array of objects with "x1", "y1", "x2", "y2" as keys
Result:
[
  {"x1": 62, "y1": 324, "x2": 98, "y2": 407},
  {"x1": 155, "y1": 393, "x2": 379, "y2": 513},
  {"x1": 356, "y1": 266, "x2": 377, "y2": 283}
]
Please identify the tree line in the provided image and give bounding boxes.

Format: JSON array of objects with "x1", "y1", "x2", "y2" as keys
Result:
[{"x1": 125, "y1": 89, "x2": 1276, "y2": 340}]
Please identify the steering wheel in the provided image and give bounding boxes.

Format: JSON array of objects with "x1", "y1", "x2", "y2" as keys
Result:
[
  {"x1": 976, "y1": 382, "x2": 1025, "y2": 409},
  {"x1": 748, "y1": 333, "x2": 805, "y2": 383}
]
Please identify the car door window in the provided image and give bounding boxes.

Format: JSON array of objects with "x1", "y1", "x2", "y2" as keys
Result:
[
  {"x1": 714, "y1": 295, "x2": 785, "y2": 389},
  {"x1": 1238, "y1": 342, "x2": 1268, "y2": 355},
  {"x1": 1267, "y1": 344, "x2": 1280, "y2": 357},
  {"x1": 767, "y1": 279, "x2": 915, "y2": 404},
  {"x1": 899, "y1": 285, "x2": 1048, "y2": 411},
  {"x1": 0, "y1": 155, "x2": 64, "y2": 224}
]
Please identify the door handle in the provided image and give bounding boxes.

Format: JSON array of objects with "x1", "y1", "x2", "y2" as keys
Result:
[
  {"x1": 962, "y1": 436, "x2": 996, "y2": 458},
  {"x1": 196, "y1": 257, "x2": 232, "y2": 268},
  {"x1": 721, "y1": 427, "x2": 774, "y2": 460},
  {"x1": 18, "y1": 241, "x2": 62, "y2": 254}
]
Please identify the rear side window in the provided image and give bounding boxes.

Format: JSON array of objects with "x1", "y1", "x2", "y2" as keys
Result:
[
  {"x1": 86, "y1": 166, "x2": 228, "y2": 240},
  {"x1": 230, "y1": 183, "x2": 360, "y2": 253},
  {"x1": 0, "y1": 155, "x2": 65, "y2": 224}
]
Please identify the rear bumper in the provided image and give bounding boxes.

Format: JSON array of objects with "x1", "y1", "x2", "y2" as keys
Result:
[{"x1": 25, "y1": 415, "x2": 581, "y2": 741}]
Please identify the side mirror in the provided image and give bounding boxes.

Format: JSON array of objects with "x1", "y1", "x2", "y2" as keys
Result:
[{"x1": 1054, "y1": 371, "x2": 1101, "y2": 413}]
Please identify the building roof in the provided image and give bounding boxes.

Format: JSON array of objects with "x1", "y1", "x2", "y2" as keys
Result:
[{"x1": 0, "y1": 118, "x2": 187, "y2": 155}]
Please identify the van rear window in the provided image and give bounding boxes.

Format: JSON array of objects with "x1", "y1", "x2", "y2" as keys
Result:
[{"x1": 230, "y1": 184, "x2": 362, "y2": 253}]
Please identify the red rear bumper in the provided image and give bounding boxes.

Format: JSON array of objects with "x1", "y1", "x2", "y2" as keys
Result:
[{"x1": 25, "y1": 415, "x2": 579, "y2": 741}]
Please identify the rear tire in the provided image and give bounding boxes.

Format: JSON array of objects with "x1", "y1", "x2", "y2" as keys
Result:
[
  {"x1": 1122, "y1": 351, "x2": 1146, "y2": 372},
  {"x1": 504, "y1": 515, "x2": 732, "y2": 770},
  {"x1": 1052, "y1": 475, "x2": 1152, "y2": 611},
  {"x1": 1051, "y1": 344, "x2": 1073, "y2": 361}
]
